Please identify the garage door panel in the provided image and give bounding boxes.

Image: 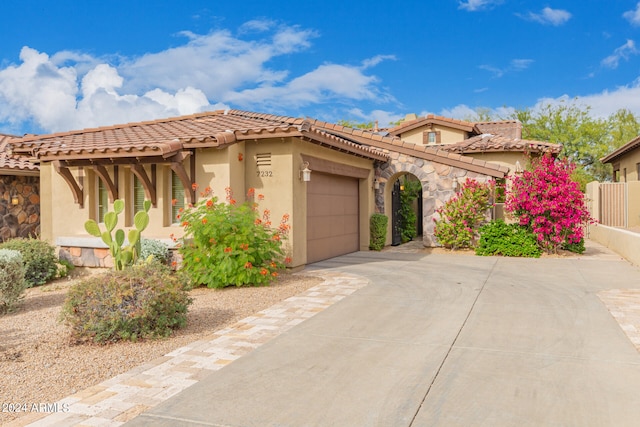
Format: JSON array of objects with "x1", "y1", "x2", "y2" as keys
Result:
[{"x1": 307, "y1": 172, "x2": 360, "y2": 264}]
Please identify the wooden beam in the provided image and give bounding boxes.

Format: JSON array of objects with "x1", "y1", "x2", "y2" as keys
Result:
[
  {"x1": 93, "y1": 165, "x2": 118, "y2": 203},
  {"x1": 53, "y1": 161, "x2": 84, "y2": 207},
  {"x1": 131, "y1": 164, "x2": 157, "y2": 207},
  {"x1": 170, "y1": 161, "x2": 195, "y2": 204}
]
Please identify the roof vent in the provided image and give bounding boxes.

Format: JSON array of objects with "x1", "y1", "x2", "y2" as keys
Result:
[{"x1": 256, "y1": 153, "x2": 271, "y2": 167}]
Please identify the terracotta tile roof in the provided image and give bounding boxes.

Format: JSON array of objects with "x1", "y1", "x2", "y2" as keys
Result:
[
  {"x1": 0, "y1": 133, "x2": 39, "y2": 174},
  {"x1": 601, "y1": 135, "x2": 640, "y2": 164},
  {"x1": 388, "y1": 114, "x2": 475, "y2": 135},
  {"x1": 437, "y1": 134, "x2": 562, "y2": 155},
  {"x1": 11, "y1": 110, "x2": 388, "y2": 162}
]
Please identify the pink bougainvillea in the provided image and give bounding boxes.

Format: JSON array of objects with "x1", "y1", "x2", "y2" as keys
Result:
[{"x1": 505, "y1": 154, "x2": 593, "y2": 254}]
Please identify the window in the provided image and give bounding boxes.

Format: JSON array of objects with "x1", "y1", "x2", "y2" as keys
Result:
[
  {"x1": 171, "y1": 171, "x2": 185, "y2": 224},
  {"x1": 133, "y1": 175, "x2": 145, "y2": 214},
  {"x1": 422, "y1": 131, "x2": 441, "y2": 144},
  {"x1": 97, "y1": 179, "x2": 109, "y2": 223},
  {"x1": 637, "y1": 163, "x2": 640, "y2": 181}
]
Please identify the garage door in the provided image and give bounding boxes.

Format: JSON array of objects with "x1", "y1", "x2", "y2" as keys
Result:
[{"x1": 307, "y1": 172, "x2": 359, "y2": 263}]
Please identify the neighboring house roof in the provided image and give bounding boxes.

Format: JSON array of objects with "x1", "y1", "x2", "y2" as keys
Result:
[
  {"x1": 10, "y1": 110, "x2": 510, "y2": 178},
  {"x1": 601, "y1": 135, "x2": 640, "y2": 164},
  {"x1": 386, "y1": 114, "x2": 558, "y2": 155},
  {"x1": 0, "y1": 133, "x2": 39, "y2": 175},
  {"x1": 437, "y1": 134, "x2": 562, "y2": 155},
  {"x1": 303, "y1": 117, "x2": 509, "y2": 177},
  {"x1": 474, "y1": 121, "x2": 522, "y2": 139}
]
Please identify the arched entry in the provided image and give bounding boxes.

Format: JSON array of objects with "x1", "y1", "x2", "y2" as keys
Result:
[{"x1": 390, "y1": 174, "x2": 422, "y2": 246}]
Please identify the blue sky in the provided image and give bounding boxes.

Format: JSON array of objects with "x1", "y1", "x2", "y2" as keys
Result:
[{"x1": 1, "y1": 0, "x2": 640, "y2": 135}]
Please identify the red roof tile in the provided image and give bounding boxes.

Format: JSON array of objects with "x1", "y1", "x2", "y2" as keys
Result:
[{"x1": 0, "y1": 134, "x2": 39, "y2": 174}]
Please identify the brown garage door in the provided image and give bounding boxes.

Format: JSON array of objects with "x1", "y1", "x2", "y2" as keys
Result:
[{"x1": 306, "y1": 172, "x2": 359, "y2": 263}]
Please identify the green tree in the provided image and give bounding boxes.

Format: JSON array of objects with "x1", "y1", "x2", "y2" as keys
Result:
[
  {"x1": 510, "y1": 102, "x2": 610, "y2": 182},
  {"x1": 608, "y1": 108, "x2": 640, "y2": 152},
  {"x1": 336, "y1": 120, "x2": 375, "y2": 129}
]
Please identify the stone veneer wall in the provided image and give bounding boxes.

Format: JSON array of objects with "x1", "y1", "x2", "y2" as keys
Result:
[
  {"x1": 375, "y1": 152, "x2": 493, "y2": 247},
  {"x1": 0, "y1": 175, "x2": 40, "y2": 242}
]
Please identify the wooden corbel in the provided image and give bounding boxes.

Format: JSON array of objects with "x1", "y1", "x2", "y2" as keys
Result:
[
  {"x1": 93, "y1": 165, "x2": 118, "y2": 203},
  {"x1": 170, "y1": 161, "x2": 195, "y2": 204},
  {"x1": 131, "y1": 164, "x2": 157, "y2": 207},
  {"x1": 53, "y1": 161, "x2": 84, "y2": 207}
]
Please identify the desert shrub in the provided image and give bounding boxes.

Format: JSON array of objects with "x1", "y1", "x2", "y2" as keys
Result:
[
  {"x1": 0, "y1": 238, "x2": 58, "y2": 287},
  {"x1": 433, "y1": 179, "x2": 494, "y2": 250},
  {"x1": 369, "y1": 213, "x2": 388, "y2": 251},
  {"x1": 139, "y1": 238, "x2": 170, "y2": 264},
  {"x1": 177, "y1": 187, "x2": 289, "y2": 288},
  {"x1": 475, "y1": 220, "x2": 542, "y2": 258},
  {"x1": 0, "y1": 249, "x2": 27, "y2": 313},
  {"x1": 56, "y1": 259, "x2": 75, "y2": 279},
  {"x1": 60, "y1": 260, "x2": 192, "y2": 344}
]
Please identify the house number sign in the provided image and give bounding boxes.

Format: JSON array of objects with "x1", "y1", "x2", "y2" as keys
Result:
[{"x1": 257, "y1": 170, "x2": 273, "y2": 177}]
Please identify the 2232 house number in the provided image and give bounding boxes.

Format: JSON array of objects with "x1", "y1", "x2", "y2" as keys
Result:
[{"x1": 257, "y1": 170, "x2": 273, "y2": 177}]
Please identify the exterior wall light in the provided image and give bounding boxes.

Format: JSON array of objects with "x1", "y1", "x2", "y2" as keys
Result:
[
  {"x1": 10, "y1": 191, "x2": 19, "y2": 205},
  {"x1": 300, "y1": 162, "x2": 312, "y2": 182},
  {"x1": 514, "y1": 161, "x2": 523, "y2": 175},
  {"x1": 373, "y1": 178, "x2": 380, "y2": 190}
]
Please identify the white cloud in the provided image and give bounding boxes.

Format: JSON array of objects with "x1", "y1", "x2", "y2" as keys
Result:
[
  {"x1": 533, "y1": 80, "x2": 640, "y2": 118},
  {"x1": 623, "y1": 3, "x2": 640, "y2": 26},
  {"x1": 524, "y1": 7, "x2": 572, "y2": 26},
  {"x1": 458, "y1": 0, "x2": 503, "y2": 12},
  {"x1": 479, "y1": 58, "x2": 534, "y2": 78},
  {"x1": 601, "y1": 40, "x2": 639, "y2": 69},
  {"x1": 0, "y1": 22, "x2": 393, "y2": 134}
]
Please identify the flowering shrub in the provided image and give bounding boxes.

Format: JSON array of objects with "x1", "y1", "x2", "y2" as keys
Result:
[
  {"x1": 177, "y1": 187, "x2": 289, "y2": 288},
  {"x1": 505, "y1": 154, "x2": 593, "y2": 254},
  {"x1": 433, "y1": 179, "x2": 494, "y2": 250}
]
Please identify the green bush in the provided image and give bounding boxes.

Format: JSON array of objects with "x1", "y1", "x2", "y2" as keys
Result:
[
  {"x1": 0, "y1": 238, "x2": 58, "y2": 287},
  {"x1": 562, "y1": 238, "x2": 585, "y2": 254},
  {"x1": 178, "y1": 187, "x2": 288, "y2": 288},
  {"x1": 369, "y1": 213, "x2": 388, "y2": 251},
  {"x1": 55, "y1": 259, "x2": 75, "y2": 279},
  {"x1": 139, "y1": 238, "x2": 170, "y2": 264},
  {"x1": 60, "y1": 260, "x2": 192, "y2": 344},
  {"x1": 475, "y1": 220, "x2": 542, "y2": 258},
  {"x1": 0, "y1": 249, "x2": 27, "y2": 313}
]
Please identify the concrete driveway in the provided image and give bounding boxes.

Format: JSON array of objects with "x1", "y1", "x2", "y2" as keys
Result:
[{"x1": 127, "y1": 244, "x2": 640, "y2": 426}]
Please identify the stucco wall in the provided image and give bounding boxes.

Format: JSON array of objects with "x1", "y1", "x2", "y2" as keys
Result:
[
  {"x1": 399, "y1": 126, "x2": 468, "y2": 146},
  {"x1": 614, "y1": 149, "x2": 640, "y2": 182},
  {"x1": 588, "y1": 224, "x2": 640, "y2": 266},
  {"x1": 45, "y1": 137, "x2": 376, "y2": 268}
]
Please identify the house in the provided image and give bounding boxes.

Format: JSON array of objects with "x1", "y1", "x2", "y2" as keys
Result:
[
  {"x1": 601, "y1": 135, "x2": 640, "y2": 182},
  {"x1": 9, "y1": 110, "x2": 543, "y2": 267},
  {"x1": 0, "y1": 133, "x2": 40, "y2": 241},
  {"x1": 388, "y1": 114, "x2": 562, "y2": 177}
]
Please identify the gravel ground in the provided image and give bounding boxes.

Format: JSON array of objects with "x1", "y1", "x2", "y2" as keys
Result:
[{"x1": 0, "y1": 268, "x2": 323, "y2": 424}]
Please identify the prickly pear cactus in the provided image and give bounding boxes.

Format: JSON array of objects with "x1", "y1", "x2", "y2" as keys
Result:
[{"x1": 84, "y1": 199, "x2": 151, "y2": 270}]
